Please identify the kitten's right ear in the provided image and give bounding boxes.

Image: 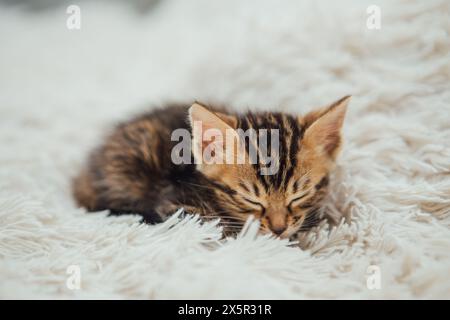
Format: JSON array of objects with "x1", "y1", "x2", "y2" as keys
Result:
[
  {"x1": 302, "y1": 95, "x2": 350, "y2": 160},
  {"x1": 302, "y1": 95, "x2": 351, "y2": 129}
]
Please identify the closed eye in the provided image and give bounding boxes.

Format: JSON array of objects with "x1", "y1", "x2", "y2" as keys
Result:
[
  {"x1": 287, "y1": 193, "x2": 309, "y2": 208},
  {"x1": 298, "y1": 203, "x2": 314, "y2": 210},
  {"x1": 242, "y1": 197, "x2": 266, "y2": 214}
]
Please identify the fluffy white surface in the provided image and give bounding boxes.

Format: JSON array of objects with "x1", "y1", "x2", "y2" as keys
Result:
[{"x1": 0, "y1": 0, "x2": 449, "y2": 299}]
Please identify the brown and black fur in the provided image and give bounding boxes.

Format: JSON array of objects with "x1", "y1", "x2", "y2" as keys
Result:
[
  {"x1": 74, "y1": 105, "x2": 208, "y2": 223},
  {"x1": 73, "y1": 97, "x2": 350, "y2": 238}
]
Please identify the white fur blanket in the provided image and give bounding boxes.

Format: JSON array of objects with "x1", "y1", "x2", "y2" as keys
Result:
[{"x1": 0, "y1": 0, "x2": 449, "y2": 299}]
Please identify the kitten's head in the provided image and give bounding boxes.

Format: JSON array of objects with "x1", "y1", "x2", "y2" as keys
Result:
[{"x1": 188, "y1": 96, "x2": 350, "y2": 238}]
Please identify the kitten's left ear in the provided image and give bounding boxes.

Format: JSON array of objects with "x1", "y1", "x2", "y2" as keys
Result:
[
  {"x1": 188, "y1": 102, "x2": 239, "y2": 168},
  {"x1": 302, "y1": 95, "x2": 350, "y2": 160}
]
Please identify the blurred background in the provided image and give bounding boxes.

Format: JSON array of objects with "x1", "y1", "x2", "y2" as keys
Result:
[
  {"x1": 1, "y1": 0, "x2": 448, "y2": 204},
  {"x1": 1, "y1": 0, "x2": 449, "y2": 203}
]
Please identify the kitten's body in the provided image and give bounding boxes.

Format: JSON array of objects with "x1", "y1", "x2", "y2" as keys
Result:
[
  {"x1": 74, "y1": 97, "x2": 350, "y2": 238},
  {"x1": 74, "y1": 105, "x2": 224, "y2": 223}
]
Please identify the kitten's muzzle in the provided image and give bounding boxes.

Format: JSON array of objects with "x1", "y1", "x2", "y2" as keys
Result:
[
  {"x1": 265, "y1": 209, "x2": 288, "y2": 237},
  {"x1": 271, "y1": 225, "x2": 287, "y2": 236}
]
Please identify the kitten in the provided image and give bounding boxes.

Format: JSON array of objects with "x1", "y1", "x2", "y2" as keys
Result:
[{"x1": 73, "y1": 96, "x2": 350, "y2": 239}]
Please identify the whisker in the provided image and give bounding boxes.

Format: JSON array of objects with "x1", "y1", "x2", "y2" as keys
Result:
[
  {"x1": 303, "y1": 215, "x2": 320, "y2": 221},
  {"x1": 214, "y1": 222, "x2": 245, "y2": 227},
  {"x1": 222, "y1": 225, "x2": 243, "y2": 229},
  {"x1": 201, "y1": 215, "x2": 244, "y2": 221},
  {"x1": 304, "y1": 216, "x2": 320, "y2": 222},
  {"x1": 178, "y1": 181, "x2": 215, "y2": 190}
]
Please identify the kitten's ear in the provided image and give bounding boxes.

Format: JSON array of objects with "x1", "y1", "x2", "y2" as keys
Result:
[
  {"x1": 188, "y1": 102, "x2": 236, "y2": 133},
  {"x1": 302, "y1": 95, "x2": 350, "y2": 160},
  {"x1": 188, "y1": 102, "x2": 237, "y2": 165}
]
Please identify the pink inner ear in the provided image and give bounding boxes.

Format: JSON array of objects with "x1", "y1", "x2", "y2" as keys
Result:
[{"x1": 189, "y1": 104, "x2": 235, "y2": 164}]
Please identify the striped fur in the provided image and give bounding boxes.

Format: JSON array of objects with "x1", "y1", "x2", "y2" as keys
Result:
[{"x1": 73, "y1": 96, "x2": 349, "y2": 238}]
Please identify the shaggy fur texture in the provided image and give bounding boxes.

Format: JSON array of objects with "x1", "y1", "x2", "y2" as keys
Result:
[{"x1": 0, "y1": 0, "x2": 449, "y2": 299}]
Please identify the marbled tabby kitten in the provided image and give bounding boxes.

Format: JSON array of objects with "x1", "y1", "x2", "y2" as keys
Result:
[{"x1": 73, "y1": 96, "x2": 350, "y2": 239}]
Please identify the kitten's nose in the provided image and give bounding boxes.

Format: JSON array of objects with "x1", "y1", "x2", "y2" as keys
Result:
[
  {"x1": 266, "y1": 210, "x2": 288, "y2": 236},
  {"x1": 271, "y1": 226, "x2": 287, "y2": 236}
]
